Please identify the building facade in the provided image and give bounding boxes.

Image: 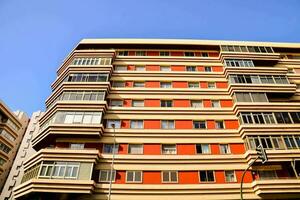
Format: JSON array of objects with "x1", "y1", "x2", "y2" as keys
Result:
[
  {"x1": 0, "y1": 100, "x2": 29, "y2": 192},
  {"x1": 1, "y1": 111, "x2": 43, "y2": 200},
  {"x1": 14, "y1": 39, "x2": 300, "y2": 199}
]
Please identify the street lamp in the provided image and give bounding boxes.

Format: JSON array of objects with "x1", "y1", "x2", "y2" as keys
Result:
[{"x1": 108, "y1": 123, "x2": 116, "y2": 200}]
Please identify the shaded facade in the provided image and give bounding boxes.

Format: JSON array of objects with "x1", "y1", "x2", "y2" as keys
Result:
[{"x1": 14, "y1": 39, "x2": 300, "y2": 199}]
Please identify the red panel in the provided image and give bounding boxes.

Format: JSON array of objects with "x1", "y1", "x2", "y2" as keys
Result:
[
  {"x1": 56, "y1": 142, "x2": 69, "y2": 148},
  {"x1": 215, "y1": 170, "x2": 225, "y2": 183},
  {"x1": 216, "y1": 82, "x2": 228, "y2": 88},
  {"x1": 200, "y1": 82, "x2": 208, "y2": 88},
  {"x1": 125, "y1": 81, "x2": 133, "y2": 87},
  {"x1": 197, "y1": 66, "x2": 204, "y2": 71},
  {"x1": 144, "y1": 144, "x2": 161, "y2": 155},
  {"x1": 207, "y1": 120, "x2": 215, "y2": 129},
  {"x1": 209, "y1": 52, "x2": 219, "y2": 57},
  {"x1": 115, "y1": 170, "x2": 126, "y2": 184},
  {"x1": 127, "y1": 65, "x2": 135, "y2": 70},
  {"x1": 175, "y1": 120, "x2": 193, "y2": 129},
  {"x1": 121, "y1": 120, "x2": 130, "y2": 129},
  {"x1": 171, "y1": 65, "x2": 185, "y2": 71},
  {"x1": 236, "y1": 170, "x2": 252, "y2": 183},
  {"x1": 172, "y1": 81, "x2": 188, "y2": 88},
  {"x1": 144, "y1": 99, "x2": 160, "y2": 107},
  {"x1": 143, "y1": 171, "x2": 161, "y2": 184},
  {"x1": 145, "y1": 81, "x2": 160, "y2": 88},
  {"x1": 230, "y1": 144, "x2": 245, "y2": 154},
  {"x1": 179, "y1": 171, "x2": 199, "y2": 184},
  {"x1": 128, "y1": 51, "x2": 135, "y2": 56},
  {"x1": 147, "y1": 51, "x2": 159, "y2": 56},
  {"x1": 211, "y1": 144, "x2": 220, "y2": 154},
  {"x1": 144, "y1": 120, "x2": 160, "y2": 129},
  {"x1": 203, "y1": 100, "x2": 211, "y2": 107},
  {"x1": 220, "y1": 100, "x2": 233, "y2": 108},
  {"x1": 171, "y1": 51, "x2": 184, "y2": 56},
  {"x1": 213, "y1": 66, "x2": 223, "y2": 72},
  {"x1": 123, "y1": 99, "x2": 132, "y2": 107},
  {"x1": 177, "y1": 144, "x2": 196, "y2": 155},
  {"x1": 118, "y1": 144, "x2": 128, "y2": 154},
  {"x1": 173, "y1": 99, "x2": 190, "y2": 107},
  {"x1": 225, "y1": 120, "x2": 239, "y2": 129},
  {"x1": 146, "y1": 65, "x2": 160, "y2": 71}
]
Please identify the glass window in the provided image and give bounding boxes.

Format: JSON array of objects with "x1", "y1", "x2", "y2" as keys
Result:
[
  {"x1": 240, "y1": 113, "x2": 253, "y2": 124},
  {"x1": 70, "y1": 143, "x2": 84, "y2": 150},
  {"x1": 208, "y1": 82, "x2": 216, "y2": 89},
  {"x1": 225, "y1": 170, "x2": 236, "y2": 182},
  {"x1": 191, "y1": 100, "x2": 202, "y2": 108},
  {"x1": 188, "y1": 82, "x2": 199, "y2": 88},
  {"x1": 126, "y1": 171, "x2": 142, "y2": 182},
  {"x1": 235, "y1": 93, "x2": 252, "y2": 102},
  {"x1": 113, "y1": 81, "x2": 125, "y2": 87},
  {"x1": 216, "y1": 121, "x2": 224, "y2": 129},
  {"x1": 132, "y1": 100, "x2": 144, "y2": 107},
  {"x1": 193, "y1": 121, "x2": 206, "y2": 129},
  {"x1": 103, "y1": 144, "x2": 119, "y2": 154},
  {"x1": 133, "y1": 82, "x2": 145, "y2": 88},
  {"x1": 115, "y1": 65, "x2": 127, "y2": 71},
  {"x1": 284, "y1": 136, "x2": 297, "y2": 149},
  {"x1": 160, "y1": 82, "x2": 172, "y2": 88},
  {"x1": 199, "y1": 170, "x2": 214, "y2": 182},
  {"x1": 272, "y1": 137, "x2": 285, "y2": 149},
  {"x1": 184, "y1": 52, "x2": 194, "y2": 57},
  {"x1": 128, "y1": 144, "x2": 143, "y2": 154},
  {"x1": 162, "y1": 171, "x2": 177, "y2": 183},
  {"x1": 130, "y1": 120, "x2": 143, "y2": 129},
  {"x1": 260, "y1": 137, "x2": 273, "y2": 149},
  {"x1": 118, "y1": 51, "x2": 128, "y2": 56},
  {"x1": 160, "y1": 51, "x2": 170, "y2": 56},
  {"x1": 258, "y1": 170, "x2": 277, "y2": 180},
  {"x1": 274, "y1": 112, "x2": 292, "y2": 124},
  {"x1": 135, "y1": 65, "x2": 145, "y2": 71},
  {"x1": 196, "y1": 144, "x2": 210, "y2": 154},
  {"x1": 111, "y1": 100, "x2": 123, "y2": 107},
  {"x1": 136, "y1": 51, "x2": 146, "y2": 56},
  {"x1": 162, "y1": 144, "x2": 176, "y2": 154},
  {"x1": 263, "y1": 113, "x2": 276, "y2": 124},
  {"x1": 201, "y1": 52, "x2": 209, "y2": 57},
  {"x1": 253, "y1": 113, "x2": 265, "y2": 124},
  {"x1": 251, "y1": 93, "x2": 268, "y2": 102},
  {"x1": 161, "y1": 66, "x2": 171, "y2": 71},
  {"x1": 220, "y1": 144, "x2": 230, "y2": 154},
  {"x1": 211, "y1": 100, "x2": 220, "y2": 108},
  {"x1": 106, "y1": 120, "x2": 121, "y2": 129},
  {"x1": 161, "y1": 100, "x2": 172, "y2": 107},
  {"x1": 204, "y1": 66, "x2": 212, "y2": 72},
  {"x1": 290, "y1": 112, "x2": 300, "y2": 123},
  {"x1": 186, "y1": 66, "x2": 196, "y2": 71},
  {"x1": 99, "y1": 170, "x2": 116, "y2": 182},
  {"x1": 161, "y1": 120, "x2": 174, "y2": 129}
]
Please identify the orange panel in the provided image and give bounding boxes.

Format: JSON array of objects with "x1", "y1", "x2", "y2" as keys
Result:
[
  {"x1": 144, "y1": 144, "x2": 161, "y2": 155},
  {"x1": 146, "y1": 65, "x2": 160, "y2": 71},
  {"x1": 147, "y1": 51, "x2": 159, "y2": 56},
  {"x1": 144, "y1": 99, "x2": 160, "y2": 107},
  {"x1": 211, "y1": 144, "x2": 220, "y2": 154},
  {"x1": 171, "y1": 51, "x2": 184, "y2": 56},
  {"x1": 200, "y1": 82, "x2": 208, "y2": 88},
  {"x1": 143, "y1": 171, "x2": 161, "y2": 184},
  {"x1": 128, "y1": 51, "x2": 135, "y2": 56},
  {"x1": 203, "y1": 100, "x2": 211, "y2": 107},
  {"x1": 173, "y1": 81, "x2": 188, "y2": 88},
  {"x1": 215, "y1": 170, "x2": 225, "y2": 183},
  {"x1": 123, "y1": 99, "x2": 132, "y2": 107},
  {"x1": 220, "y1": 100, "x2": 233, "y2": 107},
  {"x1": 127, "y1": 65, "x2": 135, "y2": 70},
  {"x1": 207, "y1": 120, "x2": 215, "y2": 129},
  {"x1": 197, "y1": 66, "x2": 204, "y2": 71},
  {"x1": 216, "y1": 82, "x2": 228, "y2": 88},
  {"x1": 145, "y1": 81, "x2": 160, "y2": 88},
  {"x1": 125, "y1": 81, "x2": 133, "y2": 87},
  {"x1": 173, "y1": 99, "x2": 190, "y2": 107},
  {"x1": 230, "y1": 143, "x2": 245, "y2": 154},
  {"x1": 236, "y1": 170, "x2": 252, "y2": 183},
  {"x1": 118, "y1": 144, "x2": 128, "y2": 154},
  {"x1": 175, "y1": 120, "x2": 193, "y2": 129},
  {"x1": 225, "y1": 120, "x2": 239, "y2": 129},
  {"x1": 171, "y1": 65, "x2": 185, "y2": 71},
  {"x1": 209, "y1": 52, "x2": 219, "y2": 57},
  {"x1": 177, "y1": 144, "x2": 196, "y2": 155},
  {"x1": 121, "y1": 120, "x2": 130, "y2": 129},
  {"x1": 213, "y1": 66, "x2": 223, "y2": 72},
  {"x1": 144, "y1": 120, "x2": 160, "y2": 129},
  {"x1": 179, "y1": 171, "x2": 199, "y2": 184},
  {"x1": 115, "y1": 170, "x2": 126, "y2": 184}
]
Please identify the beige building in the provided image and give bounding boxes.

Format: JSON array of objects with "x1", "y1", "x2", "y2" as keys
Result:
[
  {"x1": 13, "y1": 39, "x2": 300, "y2": 199},
  {"x1": 0, "y1": 100, "x2": 29, "y2": 192}
]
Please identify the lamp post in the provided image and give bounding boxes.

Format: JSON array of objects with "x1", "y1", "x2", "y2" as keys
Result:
[{"x1": 108, "y1": 123, "x2": 116, "y2": 200}]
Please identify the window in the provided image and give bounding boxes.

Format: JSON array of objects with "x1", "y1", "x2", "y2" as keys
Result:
[
  {"x1": 0, "y1": 129, "x2": 15, "y2": 142},
  {"x1": 130, "y1": 120, "x2": 143, "y2": 129},
  {"x1": 240, "y1": 113, "x2": 253, "y2": 124},
  {"x1": 284, "y1": 136, "x2": 298, "y2": 149},
  {"x1": 39, "y1": 161, "x2": 79, "y2": 179},
  {"x1": 235, "y1": 93, "x2": 252, "y2": 102},
  {"x1": 196, "y1": 144, "x2": 210, "y2": 154},
  {"x1": 263, "y1": 113, "x2": 276, "y2": 124},
  {"x1": 208, "y1": 82, "x2": 216, "y2": 88},
  {"x1": 211, "y1": 100, "x2": 220, "y2": 108},
  {"x1": 128, "y1": 144, "x2": 143, "y2": 154},
  {"x1": 113, "y1": 81, "x2": 125, "y2": 87},
  {"x1": 161, "y1": 66, "x2": 171, "y2": 71},
  {"x1": 221, "y1": 45, "x2": 273, "y2": 53},
  {"x1": 199, "y1": 170, "x2": 214, "y2": 182},
  {"x1": 193, "y1": 121, "x2": 206, "y2": 129},
  {"x1": 66, "y1": 73, "x2": 109, "y2": 82},
  {"x1": 204, "y1": 66, "x2": 212, "y2": 72},
  {"x1": 251, "y1": 93, "x2": 268, "y2": 102},
  {"x1": 274, "y1": 112, "x2": 292, "y2": 124},
  {"x1": 201, "y1": 52, "x2": 209, "y2": 57},
  {"x1": 260, "y1": 137, "x2": 273, "y2": 149},
  {"x1": 272, "y1": 137, "x2": 285, "y2": 149},
  {"x1": 106, "y1": 120, "x2": 121, "y2": 128},
  {"x1": 99, "y1": 170, "x2": 116, "y2": 182},
  {"x1": 258, "y1": 170, "x2": 277, "y2": 180},
  {"x1": 53, "y1": 111, "x2": 102, "y2": 125},
  {"x1": 224, "y1": 59, "x2": 254, "y2": 67},
  {"x1": 216, "y1": 121, "x2": 224, "y2": 129},
  {"x1": 110, "y1": 100, "x2": 123, "y2": 107},
  {"x1": 225, "y1": 170, "x2": 236, "y2": 182},
  {"x1": 186, "y1": 66, "x2": 196, "y2": 71},
  {"x1": 0, "y1": 142, "x2": 11, "y2": 153},
  {"x1": 191, "y1": 100, "x2": 202, "y2": 108},
  {"x1": 103, "y1": 144, "x2": 119, "y2": 154},
  {"x1": 132, "y1": 100, "x2": 144, "y2": 107},
  {"x1": 162, "y1": 144, "x2": 176, "y2": 154},
  {"x1": 290, "y1": 112, "x2": 300, "y2": 123},
  {"x1": 135, "y1": 65, "x2": 145, "y2": 71},
  {"x1": 136, "y1": 51, "x2": 146, "y2": 56},
  {"x1": 162, "y1": 171, "x2": 177, "y2": 183},
  {"x1": 0, "y1": 158, "x2": 5, "y2": 166},
  {"x1": 161, "y1": 120, "x2": 174, "y2": 129},
  {"x1": 220, "y1": 144, "x2": 230, "y2": 154},
  {"x1": 70, "y1": 143, "x2": 84, "y2": 150},
  {"x1": 115, "y1": 65, "x2": 127, "y2": 71},
  {"x1": 252, "y1": 113, "x2": 265, "y2": 124},
  {"x1": 126, "y1": 171, "x2": 142, "y2": 182},
  {"x1": 188, "y1": 82, "x2": 199, "y2": 88},
  {"x1": 58, "y1": 91, "x2": 105, "y2": 102},
  {"x1": 160, "y1": 82, "x2": 172, "y2": 88},
  {"x1": 161, "y1": 100, "x2": 172, "y2": 107},
  {"x1": 160, "y1": 51, "x2": 170, "y2": 56},
  {"x1": 133, "y1": 82, "x2": 145, "y2": 88},
  {"x1": 71, "y1": 57, "x2": 111, "y2": 66},
  {"x1": 184, "y1": 52, "x2": 194, "y2": 57},
  {"x1": 118, "y1": 51, "x2": 128, "y2": 56}
]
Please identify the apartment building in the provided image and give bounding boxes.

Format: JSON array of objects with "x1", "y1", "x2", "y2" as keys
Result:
[
  {"x1": 0, "y1": 100, "x2": 29, "y2": 192},
  {"x1": 14, "y1": 39, "x2": 300, "y2": 199}
]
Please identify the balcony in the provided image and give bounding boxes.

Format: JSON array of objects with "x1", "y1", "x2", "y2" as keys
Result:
[{"x1": 245, "y1": 150, "x2": 300, "y2": 164}]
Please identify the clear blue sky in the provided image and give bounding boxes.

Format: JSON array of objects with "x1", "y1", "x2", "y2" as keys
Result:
[{"x1": 0, "y1": 0, "x2": 300, "y2": 116}]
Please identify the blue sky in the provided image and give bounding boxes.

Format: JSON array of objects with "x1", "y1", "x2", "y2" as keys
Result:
[{"x1": 0, "y1": 0, "x2": 300, "y2": 116}]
